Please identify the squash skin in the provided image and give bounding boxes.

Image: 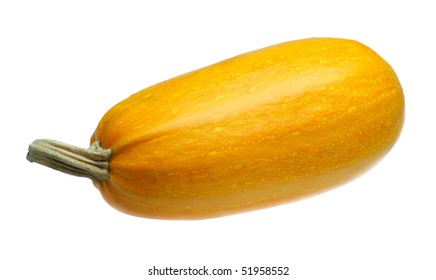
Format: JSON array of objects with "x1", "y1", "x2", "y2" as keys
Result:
[{"x1": 91, "y1": 38, "x2": 404, "y2": 219}]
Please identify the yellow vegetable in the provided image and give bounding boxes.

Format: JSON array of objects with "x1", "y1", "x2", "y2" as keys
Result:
[{"x1": 27, "y1": 38, "x2": 404, "y2": 219}]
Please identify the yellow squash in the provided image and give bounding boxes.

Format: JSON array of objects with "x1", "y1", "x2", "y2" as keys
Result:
[{"x1": 27, "y1": 38, "x2": 404, "y2": 219}]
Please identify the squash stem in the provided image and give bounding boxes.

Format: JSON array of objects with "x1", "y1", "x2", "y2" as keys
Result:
[{"x1": 26, "y1": 139, "x2": 112, "y2": 181}]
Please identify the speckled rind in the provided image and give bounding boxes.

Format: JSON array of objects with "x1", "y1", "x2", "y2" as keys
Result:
[{"x1": 91, "y1": 38, "x2": 404, "y2": 219}]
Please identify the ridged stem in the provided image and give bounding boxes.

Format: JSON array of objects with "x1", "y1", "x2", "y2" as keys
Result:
[{"x1": 26, "y1": 139, "x2": 112, "y2": 181}]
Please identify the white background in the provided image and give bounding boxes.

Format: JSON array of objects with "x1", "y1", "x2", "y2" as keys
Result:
[{"x1": 1, "y1": 1, "x2": 435, "y2": 279}]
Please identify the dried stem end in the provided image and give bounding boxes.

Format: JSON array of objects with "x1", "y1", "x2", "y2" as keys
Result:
[{"x1": 27, "y1": 139, "x2": 112, "y2": 181}]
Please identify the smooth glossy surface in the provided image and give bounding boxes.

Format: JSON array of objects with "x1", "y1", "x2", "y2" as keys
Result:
[{"x1": 91, "y1": 38, "x2": 404, "y2": 219}]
